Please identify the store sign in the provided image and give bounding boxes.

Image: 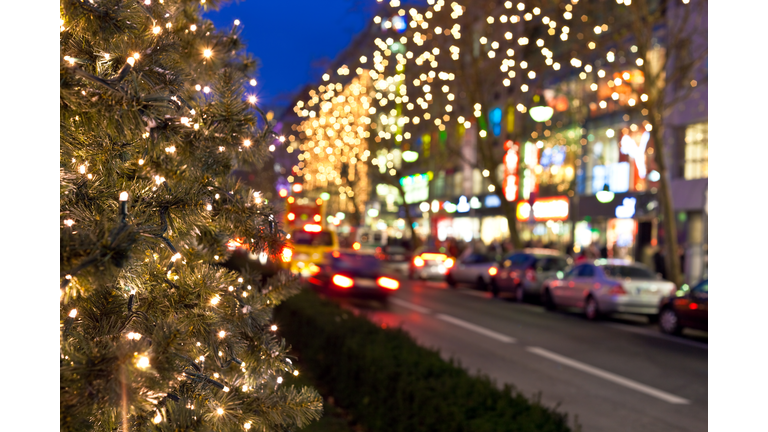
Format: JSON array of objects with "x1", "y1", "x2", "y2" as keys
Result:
[
  {"x1": 593, "y1": 162, "x2": 630, "y2": 193},
  {"x1": 516, "y1": 196, "x2": 569, "y2": 221},
  {"x1": 470, "y1": 196, "x2": 482, "y2": 209},
  {"x1": 540, "y1": 145, "x2": 566, "y2": 168},
  {"x1": 457, "y1": 196, "x2": 471, "y2": 213},
  {"x1": 620, "y1": 131, "x2": 650, "y2": 179},
  {"x1": 400, "y1": 172, "x2": 432, "y2": 204},
  {"x1": 615, "y1": 197, "x2": 637, "y2": 219},
  {"x1": 484, "y1": 194, "x2": 502, "y2": 208},
  {"x1": 503, "y1": 141, "x2": 519, "y2": 202}
]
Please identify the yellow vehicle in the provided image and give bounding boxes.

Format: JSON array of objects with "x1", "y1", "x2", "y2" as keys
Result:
[{"x1": 284, "y1": 223, "x2": 339, "y2": 277}]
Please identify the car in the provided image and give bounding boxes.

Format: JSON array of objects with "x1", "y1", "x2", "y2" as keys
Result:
[
  {"x1": 409, "y1": 248, "x2": 453, "y2": 280},
  {"x1": 658, "y1": 279, "x2": 708, "y2": 334},
  {"x1": 375, "y1": 244, "x2": 412, "y2": 276},
  {"x1": 541, "y1": 259, "x2": 676, "y2": 321},
  {"x1": 446, "y1": 250, "x2": 497, "y2": 291},
  {"x1": 287, "y1": 224, "x2": 339, "y2": 277},
  {"x1": 489, "y1": 249, "x2": 570, "y2": 301},
  {"x1": 306, "y1": 250, "x2": 400, "y2": 302}
]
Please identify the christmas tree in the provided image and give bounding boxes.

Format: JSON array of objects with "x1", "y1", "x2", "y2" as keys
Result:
[{"x1": 60, "y1": 0, "x2": 322, "y2": 430}]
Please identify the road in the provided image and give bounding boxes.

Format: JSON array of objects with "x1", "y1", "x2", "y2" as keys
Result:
[{"x1": 336, "y1": 279, "x2": 707, "y2": 432}]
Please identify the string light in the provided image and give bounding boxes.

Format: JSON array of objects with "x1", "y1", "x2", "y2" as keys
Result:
[
  {"x1": 68, "y1": 309, "x2": 77, "y2": 318},
  {"x1": 203, "y1": 49, "x2": 212, "y2": 58},
  {"x1": 137, "y1": 356, "x2": 150, "y2": 369}
]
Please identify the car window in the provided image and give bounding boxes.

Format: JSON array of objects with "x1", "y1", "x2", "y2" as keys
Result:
[
  {"x1": 332, "y1": 253, "x2": 380, "y2": 270},
  {"x1": 691, "y1": 280, "x2": 708, "y2": 300},
  {"x1": 373, "y1": 233, "x2": 383, "y2": 242},
  {"x1": 536, "y1": 257, "x2": 568, "y2": 272},
  {"x1": 577, "y1": 265, "x2": 595, "y2": 278},
  {"x1": 565, "y1": 265, "x2": 581, "y2": 278},
  {"x1": 292, "y1": 231, "x2": 334, "y2": 246},
  {"x1": 504, "y1": 254, "x2": 532, "y2": 267},
  {"x1": 601, "y1": 265, "x2": 654, "y2": 279},
  {"x1": 473, "y1": 253, "x2": 491, "y2": 263}
]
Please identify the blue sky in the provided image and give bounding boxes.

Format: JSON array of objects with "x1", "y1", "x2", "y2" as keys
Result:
[{"x1": 207, "y1": 0, "x2": 377, "y2": 113}]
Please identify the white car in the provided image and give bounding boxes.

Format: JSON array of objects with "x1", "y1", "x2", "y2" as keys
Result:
[
  {"x1": 446, "y1": 250, "x2": 497, "y2": 291},
  {"x1": 542, "y1": 259, "x2": 676, "y2": 321}
]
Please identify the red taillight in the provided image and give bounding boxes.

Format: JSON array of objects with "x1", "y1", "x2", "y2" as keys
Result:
[
  {"x1": 304, "y1": 224, "x2": 322, "y2": 233},
  {"x1": 377, "y1": 277, "x2": 399, "y2": 290},
  {"x1": 689, "y1": 303, "x2": 698, "y2": 310},
  {"x1": 413, "y1": 256, "x2": 425, "y2": 267},
  {"x1": 607, "y1": 284, "x2": 627, "y2": 295},
  {"x1": 525, "y1": 268, "x2": 536, "y2": 282},
  {"x1": 421, "y1": 253, "x2": 446, "y2": 261},
  {"x1": 332, "y1": 274, "x2": 354, "y2": 288},
  {"x1": 488, "y1": 267, "x2": 498, "y2": 276},
  {"x1": 444, "y1": 257, "x2": 455, "y2": 269},
  {"x1": 281, "y1": 247, "x2": 292, "y2": 262}
]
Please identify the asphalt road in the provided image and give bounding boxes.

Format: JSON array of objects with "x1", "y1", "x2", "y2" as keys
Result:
[{"x1": 335, "y1": 278, "x2": 708, "y2": 432}]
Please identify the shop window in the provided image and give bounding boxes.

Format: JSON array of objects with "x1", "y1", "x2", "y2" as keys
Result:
[
  {"x1": 684, "y1": 122, "x2": 707, "y2": 179},
  {"x1": 472, "y1": 168, "x2": 484, "y2": 196}
]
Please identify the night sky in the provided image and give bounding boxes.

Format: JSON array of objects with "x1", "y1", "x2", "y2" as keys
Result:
[{"x1": 206, "y1": 0, "x2": 378, "y2": 114}]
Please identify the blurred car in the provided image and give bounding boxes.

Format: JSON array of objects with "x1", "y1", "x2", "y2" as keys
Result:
[
  {"x1": 286, "y1": 224, "x2": 339, "y2": 277},
  {"x1": 658, "y1": 279, "x2": 708, "y2": 334},
  {"x1": 409, "y1": 248, "x2": 453, "y2": 280},
  {"x1": 489, "y1": 249, "x2": 570, "y2": 300},
  {"x1": 446, "y1": 250, "x2": 497, "y2": 291},
  {"x1": 307, "y1": 250, "x2": 400, "y2": 302},
  {"x1": 542, "y1": 259, "x2": 676, "y2": 320},
  {"x1": 375, "y1": 244, "x2": 412, "y2": 276}
]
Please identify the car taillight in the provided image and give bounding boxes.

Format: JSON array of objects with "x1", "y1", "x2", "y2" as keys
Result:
[
  {"x1": 444, "y1": 257, "x2": 455, "y2": 269},
  {"x1": 281, "y1": 247, "x2": 293, "y2": 263},
  {"x1": 607, "y1": 284, "x2": 627, "y2": 295},
  {"x1": 332, "y1": 274, "x2": 354, "y2": 288},
  {"x1": 377, "y1": 277, "x2": 399, "y2": 290},
  {"x1": 307, "y1": 263, "x2": 321, "y2": 275},
  {"x1": 525, "y1": 268, "x2": 536, "y2": 282},
  {"x1": 413, "y1": 256, "x2": 425, "y2": 267},
  {"x1": 488, "y1": 267, "x2": 498, "y2": 276}
]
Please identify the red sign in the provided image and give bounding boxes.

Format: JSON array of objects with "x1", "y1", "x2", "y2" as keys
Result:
[{"x1": 503, "y1": 141, "x2": 519, "y2": 202}]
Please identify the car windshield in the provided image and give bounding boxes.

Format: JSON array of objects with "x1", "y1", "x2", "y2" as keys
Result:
[
  {"x1": 601, "y1": 265, "x2": 655, "y2": 279},
  {"x1": 292, "y1": 231, "x2": 334, "y2": 246}
]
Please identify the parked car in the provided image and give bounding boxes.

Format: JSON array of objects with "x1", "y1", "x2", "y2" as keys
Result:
[
  {"x1": 446, "y1": 250, "x2": 497, "y2": 290},
  {"x1": 409, "y1": 248, "x2": 453, "y2": 280},
  {"x1": 489, "y1": 249, "x2": 570, "y2": 301},
  {"x1": 541, "y1": 259, "x2": 676, "y2": 321},
  {"x1": 287, "y1": 224, "x2": 339, "y2": 277},
  {"x1": 658, "y1": 279, "x2": 708, "y2": 334},
  {"x1": 306, "y1": 250, "x2": 400, "y2": 303}
]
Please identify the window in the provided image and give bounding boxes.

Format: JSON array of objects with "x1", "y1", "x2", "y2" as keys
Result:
[
  {"x1": 537, "y1": 257, "x2": 568, "y2": 272},
  {"x1": 577, "y1": 265, "x2": 595, "y2": 277},
  {"x1": 601, "y1": 265, "x2": 655, "y2": 279},
  {"x1": 504, "y1": 253, "x2": 532, "y2": 267},
  {"x1": 565, "y1": 265, "x2": 581, "y2": 278},
  {"x1": 684, "y1": 122, "x2": 707, "y2": 179},
  {"x1": 292, "y1": 231, "x2": 334, "y2": 246}
]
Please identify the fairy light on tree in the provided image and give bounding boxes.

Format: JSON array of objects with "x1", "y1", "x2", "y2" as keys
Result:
[{"x1": 59, "y1": 0, "x2": 321, "y2": 430}]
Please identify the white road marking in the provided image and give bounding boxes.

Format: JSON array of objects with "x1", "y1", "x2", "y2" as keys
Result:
[
  {"x1": 526, "y1": 346, "x2": 691, "y2": 405},
  {"x1": 603, "y1": 323, "x2": 708, "y2": 350},
  {"x1": 435, "y1": 313, "x2": 517, "y2": 343},
  {"x1": 390, "y1": 298, "x2": 432, "y2": 314}
]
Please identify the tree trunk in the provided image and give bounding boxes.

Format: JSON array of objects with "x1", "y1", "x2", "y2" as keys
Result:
[
  {"x1": 394, "y1": 180, "x2": 422, "y2": 250},
  {"x1": 648, "y1": 110, "x2": 683, "y2": 287},
  {"x1": 500, "y1": 195, "x2": 523, "y2": 250}
]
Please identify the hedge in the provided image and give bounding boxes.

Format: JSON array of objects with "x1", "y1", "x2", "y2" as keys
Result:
[{"x1": 275, "y1": 290, "x2": 572, "y2": 432}]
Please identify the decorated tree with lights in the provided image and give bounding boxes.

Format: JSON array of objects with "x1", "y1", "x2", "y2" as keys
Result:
[{"x1": 60, "y1": 1, "x2": 322, "y2": 431}]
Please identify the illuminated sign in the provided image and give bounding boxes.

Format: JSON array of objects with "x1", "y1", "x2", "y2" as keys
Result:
[
  {"x1": 490, "y1": 108, "x2": 503, "y2": 136},
  {"x1": 457, "y1": 196, "x2": 470, "y2": 213},
  {"x1": 469, "y1": 196, "x2": 482, "y2": 209},
  {"x1": 484, "y1": 194, "x2": 502, "y2": 208},
  {"x1": 516, "y1": 196, "x2": 569, "y2": 221},
  {"x1": 503, "y1": 141, "x2": 519, "y2": 202},
  {"x1": 620, "y1": 131, "x2": 650, "y2": 179},
  {"x1": 399, "y1": 172, "x2": 432, "y2": 204},
  {"x1": 443, "y1": 201, "x2": 457, "y2": 213},
  {"x1": 540, "y1": 145, "x2": 566, "y2": 168},
  {"x1": 593, "y1": 162, "x2": 630, "y2": 193},
  {"x1": 615, "y1": 197, "x2": 637, "y2": 219},
  {"x1": 402, "y1": 150, "x2": 419, "y2": 162},
  {"x1": 529, "y1": 106, "x2": 554, "y2": 122}
]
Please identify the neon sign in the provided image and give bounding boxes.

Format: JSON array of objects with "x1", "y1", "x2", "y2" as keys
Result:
[
  {"x1": 400, "y1": 172, "x2": 432, "y2": 204},
  {"x1": 516, "y1": 196, "x2": 569, "y2": 221},
  {"x1": 503, "y1": 141, "x2": 519, "y2": 202},
  {"x1": 457, "y1": 196, "x2": 470, "y2": 213},
  {"x1": 593, "y1": 162, "x2": 630, "y2": 193},
  {"x1": 620, "y1": 131, "x2": 650, "y2": 179},
  {"x1": 484, "y1": 194, "x2": 502, "y2": 208},
  {"x1": 615, "y1": 197, "x2": 637, "y2": 219}
]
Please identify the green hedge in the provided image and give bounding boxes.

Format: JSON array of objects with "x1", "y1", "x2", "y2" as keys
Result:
[{"x1": 275, "y1": 290, "x2": 572, "y2": 432}]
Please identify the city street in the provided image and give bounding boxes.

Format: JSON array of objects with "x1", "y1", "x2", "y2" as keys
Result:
[{"x1": 336, "y1": 279, "x2": 707, "y2": 432}]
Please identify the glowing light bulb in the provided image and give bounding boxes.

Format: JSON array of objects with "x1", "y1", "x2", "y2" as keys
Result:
[
  {"x1": 190, "y1": 24, "x2": 197, "y2": 31},
  {"x1": 68, "y1": 309, "x2": 77, "y2": 318},
  {"x1": 223, "y1": 386, "x2": 230, "y2": 392},
  {"x1": 203, "y1": 86, "x2": 210, "y2": 93},
  {"x1": 218, "y1": 330, "x2": 226, "y2": 338},
  {"x1": 153, "y1": 412, "x2": 162, "y2": 424},
  {"x1": 137, "y1": 356, "x2": 150, "y2": 369},
  {"x1": 138, "y1": 159, "x2": 144, "y2": 165},
  {"x1": 234, "y1": 19, "x2": 241, "y2": 26},
  {"x1": 119, "y1": 191, "x2": 129, "y2": 201},
  {"x1": 248, "y1": 95, "x2": 257, "y2": 104},
  {"x1": 270, "y1": 325, "x2": 277, "y2": 331},
  {"x1": 244, "y1": 422, "x2": 252, "y2": 430},
  {"x1": 203, "y1": 49, "x2": 212, "y2": 58},
  {"x1": 293, "y1": 370, "x2": 299, "y2": 376},
  {"x1": 211, "y1": 296, "x2": 220, "y2": 305},
  {"x1": 64, "y1": 219, "x2": 75, "y2": 227},
  {"x1": 268, "y1": 144, "x2": 275, "y2": 152},
  {"x1": 153, "y1": 26, "x2": 161, "y2": 34},
  {"x1": 133, "y1": 53, "x2": 140, "y2": 60},
  {"x1": 250, "y1": 79, "x2": 257, "y2": 86},
  {"x1": 277, "y1": 377, "x2": 283, "y2": 384},
  {"x1": 216, "y1": 408, "x2": 224, "y2": 415},
  {"x1": 243, "y1": 139, "x2": 251, "y2": 147},
  {"x1": 206, "y1": 204, "x2": 212, "y2": 211}
]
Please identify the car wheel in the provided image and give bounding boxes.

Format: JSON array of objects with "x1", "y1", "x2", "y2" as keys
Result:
[
  {"x1": 476, "y1": 277, "x2": 488, "y2": 292},
  {"x1": 543, "y1": 288, "x2": 556, "y2": 311},
  {"x1": 515, "y1": 284, "x2": 525, "y2": 303},
  {"x1": 584, "y1": 296, "x2": 601, "y2": 321},
  {"x1": 659, "y1": 307, "x2": 682, "y2": 335},
  {"x1": 647, "y1": 314, "x2": 660, "y2": 324}
]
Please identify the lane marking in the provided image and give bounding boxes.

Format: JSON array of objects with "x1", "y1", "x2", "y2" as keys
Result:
[
  {"x1": 435, "y1": 313, "x2": 517, "y2": 343},
  {"x1": 526, "y1": 346, "x2": 691, "y2": 405},
  {"x1": 603, "y1": 323, "x2": 708, "y2": 350},
  {"x1": 390, "y1": 298, "x2": 432, "y2": 314}
]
